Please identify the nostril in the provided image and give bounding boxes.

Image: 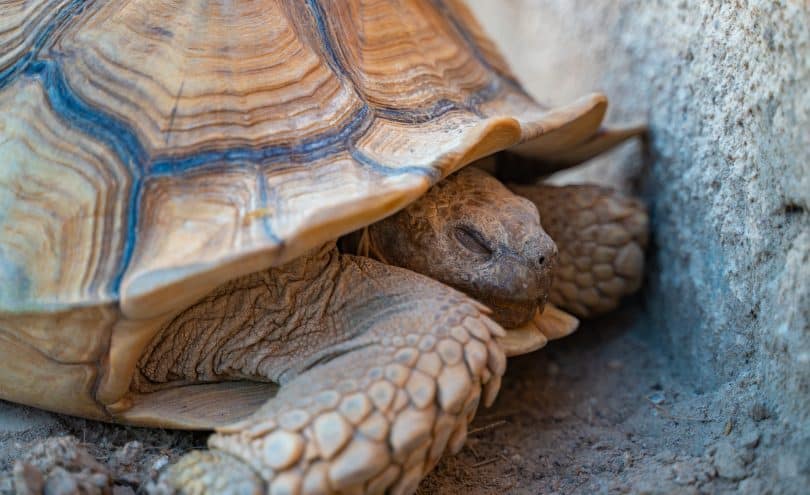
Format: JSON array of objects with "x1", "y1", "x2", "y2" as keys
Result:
[{"x1": 538, "y1": 255, "x2": 546, "y2": 265}]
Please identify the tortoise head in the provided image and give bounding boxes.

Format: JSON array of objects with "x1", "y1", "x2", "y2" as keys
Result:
[{"x1": 365, "y1": 167, "x2": 557, "y2": 328}]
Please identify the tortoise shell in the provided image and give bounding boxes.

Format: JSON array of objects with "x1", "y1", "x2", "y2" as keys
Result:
[{"x1": 0, "y1": 0, "x2": 606, "y2": 426}]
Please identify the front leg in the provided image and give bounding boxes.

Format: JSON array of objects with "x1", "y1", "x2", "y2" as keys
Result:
[
  {"x1": 512, "y1": 184, "x2": 649, "y2": 318},
  {"x1": 154, "y1": 250, "x2": 505, "y2": 495}
]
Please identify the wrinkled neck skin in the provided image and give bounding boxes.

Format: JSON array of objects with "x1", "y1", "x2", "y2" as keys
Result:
[{"x1": 361, "y1": 168, "x2": 557, "y2": 328}]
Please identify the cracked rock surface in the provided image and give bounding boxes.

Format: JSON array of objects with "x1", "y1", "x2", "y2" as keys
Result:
[{"x1": 467, "y1": 0, "x2": 810, "y2": 492}]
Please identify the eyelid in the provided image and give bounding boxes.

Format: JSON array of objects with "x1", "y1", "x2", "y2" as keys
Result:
[{"x1": 454, "y1": 226, "x2": 492, "y2": 256}]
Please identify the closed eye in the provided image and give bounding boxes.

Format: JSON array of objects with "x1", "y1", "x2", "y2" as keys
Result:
[{"x1": 454, "y1": 226, "x2": 492, "y2": 256}]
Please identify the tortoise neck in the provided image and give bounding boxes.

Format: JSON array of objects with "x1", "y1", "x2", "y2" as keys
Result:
[
  {"x1": 132, "y1": 244, "x2": 349, "y2": 390},
  {"x1": 337, "y1": 227, "x2": 390, "y2": 265}
]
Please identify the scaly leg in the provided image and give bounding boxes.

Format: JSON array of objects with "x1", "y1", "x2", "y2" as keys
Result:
[
  {"x1": 149, "y1": 247, "x2": 505, "y2": 494},
  {"x1": 511, "y1": 184, "x2": 648, "y2": 318}
]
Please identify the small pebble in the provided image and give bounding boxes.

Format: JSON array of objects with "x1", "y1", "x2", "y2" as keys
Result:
[
  {"x1": 739, "y1": 431, "x2": 761, "y2": 449},
  {"x1": 749, "y1": 402, "x2": 770, "y2": 421},
  {"x1": 739, "y1": 447, "x2": 756, "y2": 465},
  {"x1": 657, "y1": 450, "x2": 676, "y2": 463},
  {"x1": 13, "y1": 462, "x2": 44, "y2": 495},
  {"x1": 648, "y1": 391, "x2": 666, "y2": 405},
  {"x1": 623, "y1": 451, "x2": 633, "y2": 468},
  {"x1": 43, "y1": 467, "x2": 78, "y2": 495},
  {"x1": 113, "y1": 441, "x2": 144, "y2": 466},
  {"x1": 151, "y1": 456, "x2": 169, "y2": 473},
  {"x1": 671, "y1": 461, "x2": 696, "y2": 485},
  {"x1": 711, "y1": 440, "x2": 748, "y2": 481},
  {"x1": 738, "y1": 478, "x2": 767, "y2": 495}
]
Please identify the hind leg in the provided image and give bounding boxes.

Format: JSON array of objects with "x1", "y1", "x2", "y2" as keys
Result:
[
  {"x1": 153, "y1": 251, "x2": 505, "y2": 495},
  {"x1": 512, "y1": 184, "x2": 649, "y2": 318}
]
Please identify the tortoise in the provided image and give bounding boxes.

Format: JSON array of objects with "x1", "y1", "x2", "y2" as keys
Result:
[{"x1": 0, "y1": 1, "x2": 647, "y2": 493}]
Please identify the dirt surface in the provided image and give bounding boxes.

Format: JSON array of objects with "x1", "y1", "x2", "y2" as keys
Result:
[{"x1": 2, "y1": 300, "x2": 804, "y2": 494}]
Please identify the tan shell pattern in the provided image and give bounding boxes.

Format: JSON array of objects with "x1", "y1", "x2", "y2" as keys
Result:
[{"x1": 0, "y1": 0, "x2": 604, "y2": 420}]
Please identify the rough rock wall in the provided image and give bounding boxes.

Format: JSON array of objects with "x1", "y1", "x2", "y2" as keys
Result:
[{"x1": 467, "y1": 0, "x2": 809, "y2": 428}]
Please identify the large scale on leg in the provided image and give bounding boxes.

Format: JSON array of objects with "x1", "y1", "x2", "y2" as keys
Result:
[{"x1": 0, "y1": 1, "x2": 646, "y2": 493}]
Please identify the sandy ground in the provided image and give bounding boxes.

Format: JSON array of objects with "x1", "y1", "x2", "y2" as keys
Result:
[{"x1": 0, "y1": 301, "x2": 804, "y2": 494}]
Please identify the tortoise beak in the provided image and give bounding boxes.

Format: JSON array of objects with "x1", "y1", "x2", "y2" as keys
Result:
[{"x1": 497, "y1": 304, "x2": 580, "y2": 357}]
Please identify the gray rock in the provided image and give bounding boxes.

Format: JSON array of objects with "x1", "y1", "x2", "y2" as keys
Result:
[
  {"x1": 739, "y1": 431, "x2": 761, "y2": 450},
  {"x1": 112, "y1": 441, "x2": 144, "y2": 467},
  {"x1": 468, "y1": 0, "x2": 809, "y2": 427},
  {"x1": 648, "y1": 392, "x2": 666, "y2": 405},
  {"x1": 43, "y1": 467, "x2": 79, "y2": 495},
  {"x1": 15, "y1": 437, "x2": 112, "y2": 495},
  {"x1": 738, "y1": 478, "x2": 770, "y2": 495},
  {"x1": 670, "y1": 461, "x2": 696, "y2": 485},
  {"x1": 469, "y1": 1, "x2": 809, "y2": 492},
  {"x1": 712, "y1": 440, "x2": 748, "y2": 481},
  {"x1": 468, "y1": 2, "x2": 808, "y2": 492},
  {"x1": 12, "y1": 462, "x2": 44, "y2": 495}
]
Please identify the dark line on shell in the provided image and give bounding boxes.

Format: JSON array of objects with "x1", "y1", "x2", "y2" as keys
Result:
[
  {"x1": 429, "y1": 0, "x2": 527, "y2": 93},
  {"x1": 304, "y1": 0, "x2": 496, "y2": 123},
  {"x1": 116, "y1": 178, "x2": 143, "y2": 294},
  {"x1": 376, "y1": 98, "x2": 463, "y2": 123},
  {"x1": 0, "y1": 0, "x2": 91, "y2": 91},
  {"x1": 376, "y1": 80, "x2": 503, "y2": 122},
  {"x1": 256, "y1": 170, "x2": 281, "y2": 244},
  {"x1": 148, "y1": 105, "x2": 372, "y2": 176},
  {"x1": 305, "y1": 0, "x2": 351, "y2": 79},
  {"x1": 350, "y1": 148, "x2": 439, "y2": 182},
  {"x1": 29, "y1": 60, "x2": 149, "y2": 171},
  {"x1": 27, "y1": 59, "x2": 145, "y2": 296},
  {"x1": 11, "y1": 1, "x2": 520, "y2": 298}
]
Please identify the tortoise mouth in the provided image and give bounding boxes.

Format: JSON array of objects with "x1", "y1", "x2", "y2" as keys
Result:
[{"x1": 486, "y1": 295, "x2": 545, "y2": 329}]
